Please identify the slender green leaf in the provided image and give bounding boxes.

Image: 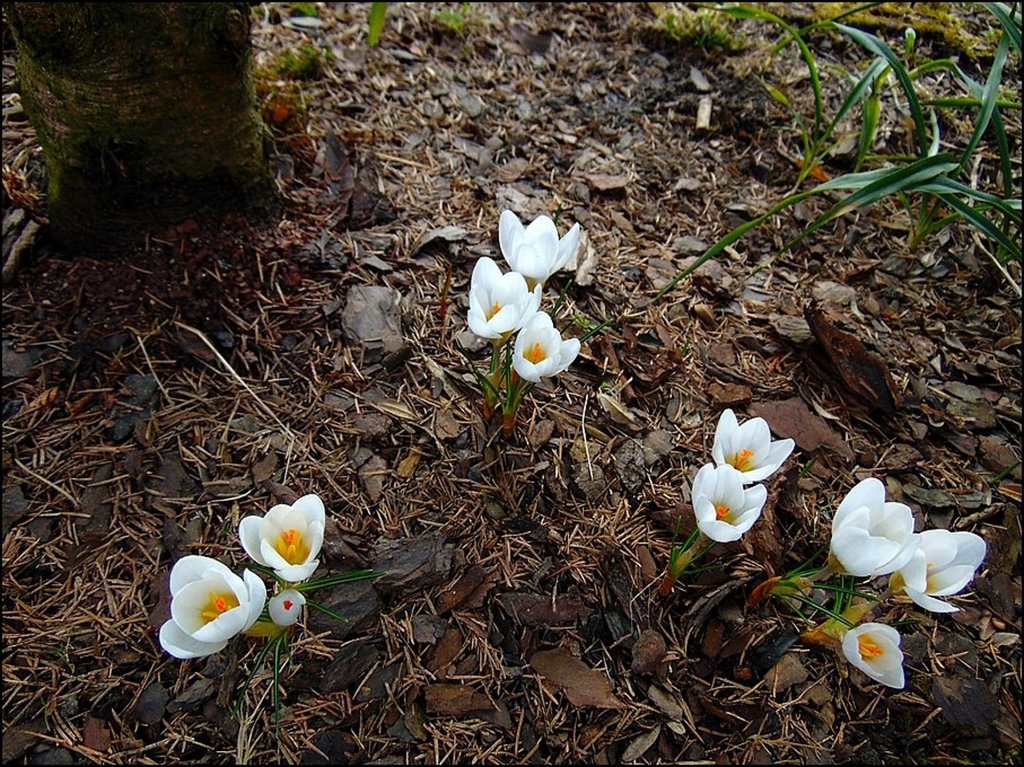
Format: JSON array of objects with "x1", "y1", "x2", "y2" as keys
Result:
[
  {"x1": 836, "y1": 24, "x2": 928, "y2": 154},
  {"x1": 983, "y1": 2, "x2": 1022, "y2": 55},
  {"x1": 856, "y1": 84, "x2": 882, "y2": 170},
  {"x1": 958, "y1": 35, "x2": 1011, "y2": 174},
  {"x1": 786, "y1": 155, "x2": 959, "y2": 250},
  {"x1": 305, "y1": 597, "x2": 351, "y2": 623},
  {"x1": 300, "y1": 569, "x2": 386, "y2": 592},
  {"x1": 826, "y1": 57, "x2": 887, "y2": 146},
  {"x1": 368, "y1": 2, "x2": 388, "y2": 48},
  {"x1": 935, "y1": 194, "x2": 1022, "y2": 261}
]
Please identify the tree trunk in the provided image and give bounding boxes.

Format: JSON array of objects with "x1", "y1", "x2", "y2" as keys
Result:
[{"x1": 9, "y1": 2, "x2": 275, "y2": 248}]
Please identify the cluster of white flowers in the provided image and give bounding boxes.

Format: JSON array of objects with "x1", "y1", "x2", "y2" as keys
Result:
[
  {"x1": 466, "y1": 211, "x2": 582, "y2": 432},
  {"x1": 695, "y1": 409, "x2": 795, "y2": 542},
  {"x1": 826, "y1": 478, "x2": 986, "y2": 688},
  {"x1": 660, "y1": 410, "x2": 794, "y2": 595},
  {"x1": 159, "y1": 495, "x2": 326, "y2": 659}
]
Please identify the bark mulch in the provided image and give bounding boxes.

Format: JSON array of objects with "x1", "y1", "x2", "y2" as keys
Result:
[{"x1": 2, "y1": 3, "x2": 1020, "y2": 764}]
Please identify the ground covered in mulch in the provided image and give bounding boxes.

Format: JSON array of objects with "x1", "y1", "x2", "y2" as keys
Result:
[{"x1": 2, "y1": 3, "x2": 1021, "y2": 764}]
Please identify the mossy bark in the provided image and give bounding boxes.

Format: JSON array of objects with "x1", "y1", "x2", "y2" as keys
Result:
[{"x1": 9, "y1": 2, "x2": 275, "y2": 248}]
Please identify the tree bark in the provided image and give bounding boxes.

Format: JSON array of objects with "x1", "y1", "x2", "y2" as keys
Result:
[{"x1": 9, "y1": 2, "x2": 275, "y2": 248}]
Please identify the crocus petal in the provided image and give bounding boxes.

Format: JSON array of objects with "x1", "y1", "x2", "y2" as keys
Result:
[
  {"x1": 697, "y1": 516, "x2": 745, "y2": 543},
  {"x1": 833, "y1": 478, "x2": 886, "y2": 530},
  {"x1": 169, "y1": 555, "x2": 233, "y2": 596},
  {"x1": 499, "y1": 210, "x2": 525, "y2": 261},
  {"x1": 259, "y1": 538, "x2": 293, "y2": 571},
  {"x1": 239, "y1": 517, "x2": 268, "y2": 566},
  {"x1": 242, "y1": 569, "x2": 267, "y2": 631},
  {"x1": 831, "y1": 527, "x2": 886, "y2": 577},
  {"x1": 555, "y1": 222, "x2": 582, "y2": 271},
  {"x1": 274, "y1": 560, "x2": 319, "y2": 582},
  {"x1": 159, "y1": 620, "x2": 227, "y2": 660},
  {"x1": 841, "y1": 623, "x2": 905, "y2": 689},
  {"x1": 904, "y1": 588, "x2": 959, "y2": 613}
]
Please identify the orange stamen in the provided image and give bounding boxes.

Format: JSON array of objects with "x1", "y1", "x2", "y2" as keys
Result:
[
  {"x1": 275, "y1": 528, "x2": 310, "y2": 564},
  {"x1": 490, "y1": 301, "x2": 501, "y2": 318},
  {"x1": 858, "y1": 635, "x2": 885, "y2": 659},
  {"x1": 526, "y1": 342, "x2": 546, "y2": 364},
  {"x1": 715, "y1": 504, "x2": 730, "y2": 521},
  {"x1": 200, "y1": 591, "x2": 239, "y2": 623},
  {"x1": 283, "y1": 600, "x2": 294, "y2": 611},
  {"x1": 732, "y1": 448, "x2": 756, "y2": 472}
]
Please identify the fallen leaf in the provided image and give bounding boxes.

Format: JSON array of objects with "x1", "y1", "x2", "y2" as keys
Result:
[
  {"x1": 631, "y1": 629, "x2": 667, "y2": 675},
  {"x1": 424, "y1": 684, "x2": 494, "y2": 717},
  {"x1": 749, "y1": 397, "x2": 854, "y2": 462},
  {"x1": 372, "y1": 397, "x2": 418, "y2": 420},
  {"x1": 437, "y1": 566, "x2": 494, "y2": 614},
  {"x1": 621, "y1": 726, "x2": 661, "y2": 762},
  {"x1": 396, "y1": 450, "x2": 422, "y2": 479},
  {"x1": 414, "y1": 225, "x2": 468, "y2": 254},
  {"x1": 530, "y1": 648, "x2": 624, "y2": 709},
  {"x1": 28, "y1": 386, "x2": 61, "y2": 412}
]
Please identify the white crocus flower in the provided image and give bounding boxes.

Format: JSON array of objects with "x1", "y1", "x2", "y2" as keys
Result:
[
  {"x1": 159, "y1": 555, "x2": 266, "y2": 659},
  {"x1": 511, "y1": 311, "x2": 580, "y2": 383},
  {"x1": 830, "y1": 478, "x2": 918, "y2": 578},
  {"x1": 268, "y1": 589, "x2": 306, "y2": 627},
  {"x1": 239, "y1": 494, "x2": 326, "y2": 582},
  {"x1": 711, "y1": 409, "x2": 795, "y2": 484},
  {"x1": 841, "y1": 622, "x2": 905, "y2": 689},
  {"x1": 467, "y1": 257, "x2": 542, "y2": 341},
  {"x1": 498, "y1": 209, "x2": 581, "y2": 288},
  {"x1": 891, "y1": 529, "x2": 986, "y2": 613},
  {"x1": 691, "y1": 463, "x2": 768, "y2": 543}
]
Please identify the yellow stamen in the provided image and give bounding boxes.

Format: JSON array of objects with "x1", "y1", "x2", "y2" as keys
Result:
[
  {"x1": 200, "y1": 591, "x2": 239, "y2": 624},
  {"x1": 858, "y1": 634, "x2": 885, "y2": 659},
  {"x1": 526, "y1": 342, "x2": 546, "y2": 364},
  {"x1": 731, "y1": 448, "x2": 756, "y2": 472},
  {"x1": 274, "y1": 528, "x2": 310, "y2": 565},
  {"x1": 715, "y1": 504, "x2": 731, "y2": 521}
]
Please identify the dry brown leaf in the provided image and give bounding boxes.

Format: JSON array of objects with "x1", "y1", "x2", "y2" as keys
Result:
[{"x1": 530, "y1": 648, "x2": 624, "y2": 709}]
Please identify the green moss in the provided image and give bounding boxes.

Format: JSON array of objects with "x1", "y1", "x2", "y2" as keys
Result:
[
  {"x1": 270, "y1": 43, "x2": 330, "y2": 81},
  {"x1": 809, "y1": 2, "x2": 1003, "y2": 59},
  {"x1": 656, "y1": 6, "x2": 746, "y2": 52},
  {"x1": 290, "y1": 3, "x2": 320, "y2": 18},
  {"x1": 433, "y1": 3, "x2": 474, "y2": 34}
]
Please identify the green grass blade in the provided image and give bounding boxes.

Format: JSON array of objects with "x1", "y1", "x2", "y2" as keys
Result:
[
  {"x1": 785, "y1": 154, "x2": 959, "y2": 250},
  {"x1": 934, "y1": 194, "x2": 1022, "y2": 261},
  {"x1": 305, "y1": 597, "x2": 351, "y2": 623},
  {"x1": 983, "y1": 2, "x2": 1022, "y2": 55},
  {"x1": 300, "y1": 569, "x2": 386, "y2": 591},
  {"x1": 368, "y1": 2, "x2": 388, "y2": 48},
  {"x1": 855, "y1": 85, "x2": 882, "y2": 170},
  {"x1": 825, "y1": 57, "x2": 887, "y2": 148},
  {"x1": 836, "y1": 23, "x2": 928, "y2": 154},
  {"x1": 654, "y1": 186, "x2": 821, "y2": 301},
  {"x1": 958, "y1": 34, "x2": 1011, "y2": 174}
]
